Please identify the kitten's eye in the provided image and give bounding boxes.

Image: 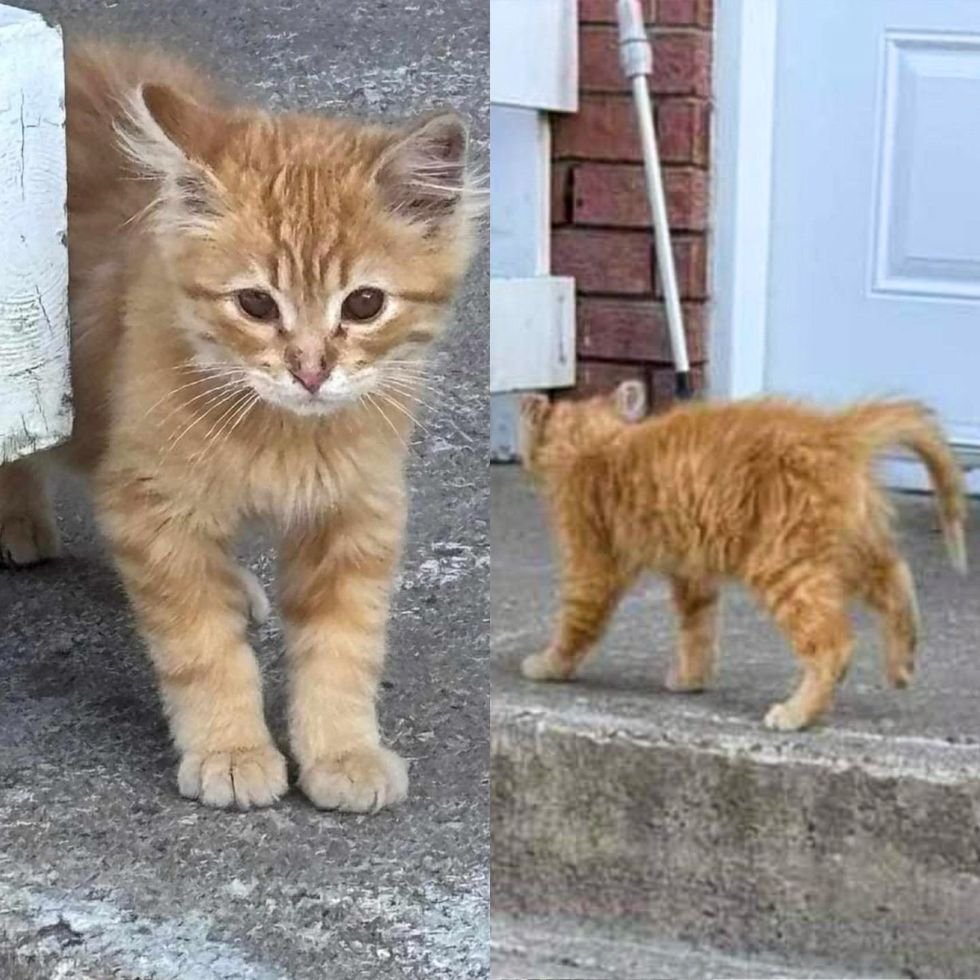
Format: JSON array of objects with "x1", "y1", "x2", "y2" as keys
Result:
[
  {"x1": 236, "y1": 289, "x2": 279, "y2": 322},
  {"x1": 341, "y1": 287, "x2": 385, "y2": 323}
]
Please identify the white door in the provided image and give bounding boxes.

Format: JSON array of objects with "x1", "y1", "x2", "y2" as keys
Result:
[{"x1": 714, "y1": 0, "x2": 980, "y2": 486}]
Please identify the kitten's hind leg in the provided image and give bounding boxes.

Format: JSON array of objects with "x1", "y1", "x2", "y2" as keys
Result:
[
  {"x1": 756, "y1": 565, "x2": 853, "y2": 731},
  {"x1": 521, "y1": 565, "x2": 625, "y2": 682},
  {"x1": 665, "y1": 575, "x2": 719, "y2": 692},
  {"x1": 859, "y1": 553, "x2": 919, "y2": 689},
  {"x1": 0, "y1": 458, "x2": 60, "y2": 567}
]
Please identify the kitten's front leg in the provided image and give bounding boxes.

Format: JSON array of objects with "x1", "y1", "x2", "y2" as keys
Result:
[
  {"x1": 279, "y1": 500, "x2": 407, "y2": 813},
  {"x1": 665, "y1": 575, "x2": 719, "y2": 692},
  {"x1": 99, "y1": 486, "x2": 286, "y2": 809},
  {"x1": 522, "y1": 558, "x2": 625, "y2": 682}
]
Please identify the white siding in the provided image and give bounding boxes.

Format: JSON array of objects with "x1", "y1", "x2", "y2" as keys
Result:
[{"x1": 490, "y1": 0, "x2": 578, "y2": 112}]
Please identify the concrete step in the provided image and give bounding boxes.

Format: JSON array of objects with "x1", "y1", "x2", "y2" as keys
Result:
[
  {"x1": 491, "y1": 466, "x2": 980, "y2": 979},
  {"x1": 491, "y1": 915, "x2": 846, "y2": 980}
]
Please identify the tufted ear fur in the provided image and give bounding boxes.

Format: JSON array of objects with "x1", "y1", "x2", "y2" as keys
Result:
[
  {"x1": 375, "y1": 110, "x2": 472, "y2": 230},
  {"x1": 520, "y1": 393, "x2": 552, "y2": 428},
  {"x1": 518, "y1": 392, "x2": 552, "y2": 466},
  {"x1": 611, "y1": 380, "x2": 648, "y2": 423},
  {"x1": 117, "y1": 83, "x2": 228, "y2": 230}
]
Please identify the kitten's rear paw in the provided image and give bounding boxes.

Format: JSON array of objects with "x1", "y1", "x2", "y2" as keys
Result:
[
  {"x1": 521, "y1": 651, "x2": 573, "y2": 681},
  {"x1": 299, "y1": 745, "x2": 408, "y2": 813},
  {"x1": 763, "y1": 701, "x2": 812, "y2": 732},
  {"x1": 0, "y1": 514, "x2": 60, "y2": 567},
  {"x1": 177, "y1": 743, "x2": 287, "y2": 810}
]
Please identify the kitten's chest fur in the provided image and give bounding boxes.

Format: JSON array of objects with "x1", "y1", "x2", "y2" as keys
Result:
[
  {"x1": 162, "y1": 408, "x2": 407, "y2": 531},
  {"x1": 237, "y1": 425, "x2": 403, "y2": 523}
]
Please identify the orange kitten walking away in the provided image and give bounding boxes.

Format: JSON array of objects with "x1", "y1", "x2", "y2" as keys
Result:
[
  {"x1": 519, "y1": 383, "x2": 967, "y2": 731},
  {"x1": 0, "y1": 41, "x2": 479, "y2": 809}
]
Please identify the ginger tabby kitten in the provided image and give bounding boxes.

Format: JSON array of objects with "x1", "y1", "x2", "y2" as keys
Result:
[
  {"x1": 0, "y1": 42, "x2": 478, "y2": 810},
  {"x1": 520, "y1": 382, "x2": 967, "y2": 731}
]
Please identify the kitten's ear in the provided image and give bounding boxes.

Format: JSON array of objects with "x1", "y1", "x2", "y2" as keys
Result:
[
  {"x1": 612, "y1": 380, "x2": 647, "y2": 422},
  {"x1": 519, "y1": 393, "x2": 552, "y2": 462},
  {"x1": 520, "y1": 393, "x2": 552, "y2": 426},
  {"x1": 118, "y1": 83, "x2": 225, "y2": 222},
  {"x1": 375, "y1": 111, "x2": 471, "y2": 229}
]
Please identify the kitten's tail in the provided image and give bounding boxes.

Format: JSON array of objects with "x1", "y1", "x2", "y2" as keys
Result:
[{"x1": 842, "y1": 400, "x2": 967, "y2": 574}]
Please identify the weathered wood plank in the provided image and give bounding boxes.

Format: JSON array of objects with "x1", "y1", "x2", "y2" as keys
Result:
[{"x1": 0, "y1": 4, "x2": 71, "y2": 463}]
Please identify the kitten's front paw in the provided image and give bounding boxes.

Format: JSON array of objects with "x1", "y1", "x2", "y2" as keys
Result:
[
  {"x1": 763, "y1": 701, "x2": 811, "y2": 732},
  {"x1": 299, "y1": 745, "x2": 408, "y2": 813},
  {"x1": 238, "y1": 567, "x2": 271, "y2": 624},
  {"x1": 887, "y1": 663, "x2": 914, "y2": 689},
  {"x1": 177, "y1": 743, "x2": 288, "y2": 810},
  {"x1": 665, "y1": 667, "x2": 709, "y2": 693},
  {"x1": 0, "y1": 514, "x2": 60, "y2": 567},
  {"x1": 521, "y1": 651, "x2": 572, "y2": 681}
]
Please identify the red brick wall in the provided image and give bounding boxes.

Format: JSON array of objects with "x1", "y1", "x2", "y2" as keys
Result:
[{"x1": 552, "y1": 0, "x2": 712, "y2": 407}]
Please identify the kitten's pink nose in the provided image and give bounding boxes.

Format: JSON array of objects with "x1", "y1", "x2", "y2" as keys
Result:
[{"x1": 290, "y1": 366, "x2": 331, "y2": 394}]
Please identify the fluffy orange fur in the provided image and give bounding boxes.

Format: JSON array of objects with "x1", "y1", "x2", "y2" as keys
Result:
[
  {"x1": 0, "y1": 41, "x2": 479, "y2": 810},
  {"x1": 520, "y1": 382, "x2": 967, "y2": 730}
]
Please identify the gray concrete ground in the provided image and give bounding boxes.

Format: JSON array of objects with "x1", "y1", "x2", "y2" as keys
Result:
[
  {"x1": 491, "y1": 915, "x2": 846, "y2": 980},
  {"x1": 491, "y1": 464, "x2": 980, "y2": 978},
  {"x1": 1, "y1": 3, "x2": 488, "y2": 978}
]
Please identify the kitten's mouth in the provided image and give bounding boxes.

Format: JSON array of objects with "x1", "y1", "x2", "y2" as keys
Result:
[
  {"x1": 245, "y1": 372, "x2": 364, "y2": 418},
  {"x1": 273, "y1": 389, "x2": 353, "y2": 416}
]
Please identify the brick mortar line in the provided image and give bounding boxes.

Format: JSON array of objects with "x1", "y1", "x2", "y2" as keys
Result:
[
  {"x1": 554, "y1": 225, "x2": 709, "y2": 235},
  {"x1": 579, "y1": 25, "x2": 713, "y2": 36},
  {"x1": 553, "y1": 156, "x2": 711, "y2": 169}
]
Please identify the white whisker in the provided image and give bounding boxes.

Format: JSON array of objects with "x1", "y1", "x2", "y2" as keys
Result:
[
  {"x1": 167, "y1": 386, "x2": 247, "y2": 454},
  {"x1": 142, "y1": 373, "x2": 246, "y2": 422},
  {"x1": 192, "y1": 389, "x2": 253, "y2": 450},
  {"x1": 378, "y1": 380, "x2": 440, "y2": 414},
  {"x1": 375, "y1": 390, "x2": 431, "y2": 437},
  {"x1": 381, "y1": 375, "x2": 441, "y2": 397},
  {"x1": 364, "y1": 392, "x2": 407, "y2": 449},
  {"x1": 194, "y1": 391, "x2": 260, "y2": 462}
]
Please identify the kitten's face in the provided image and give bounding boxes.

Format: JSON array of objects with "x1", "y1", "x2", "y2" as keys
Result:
[
  {"x1": 126, "y1": 85, "x2": 476, "y2": 416},
  {"x1": 174, "y1": 186, "x2": 457, "y2": 417}
]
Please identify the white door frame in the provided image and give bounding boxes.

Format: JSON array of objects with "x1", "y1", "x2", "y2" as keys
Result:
[{"x1": 708, "y1": 0, "x2": 779, "y2": 401}]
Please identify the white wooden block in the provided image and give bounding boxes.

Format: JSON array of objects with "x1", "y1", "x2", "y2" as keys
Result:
[
  {"x1": 490, "y1": 276, "x2": 576, "y2": 393},
  {"x1": 0, "y1": 4, "x2": 70, "y2": 463},
  {"x1": 490, "y1": 0, "x2": 578, "y2": 112}
]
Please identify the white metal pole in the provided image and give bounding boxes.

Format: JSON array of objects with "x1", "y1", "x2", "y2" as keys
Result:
[{"x1": 617, "y1": 0, "x2": 691, "y2": 392}]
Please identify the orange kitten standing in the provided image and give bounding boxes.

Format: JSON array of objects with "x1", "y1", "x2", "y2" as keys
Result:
[
  {"x1": 0, "y1": 42, "x2": 479, "y2": 810},
  {"x1": 519, "y1": 382, "x2": 967, "y2": 730}
]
